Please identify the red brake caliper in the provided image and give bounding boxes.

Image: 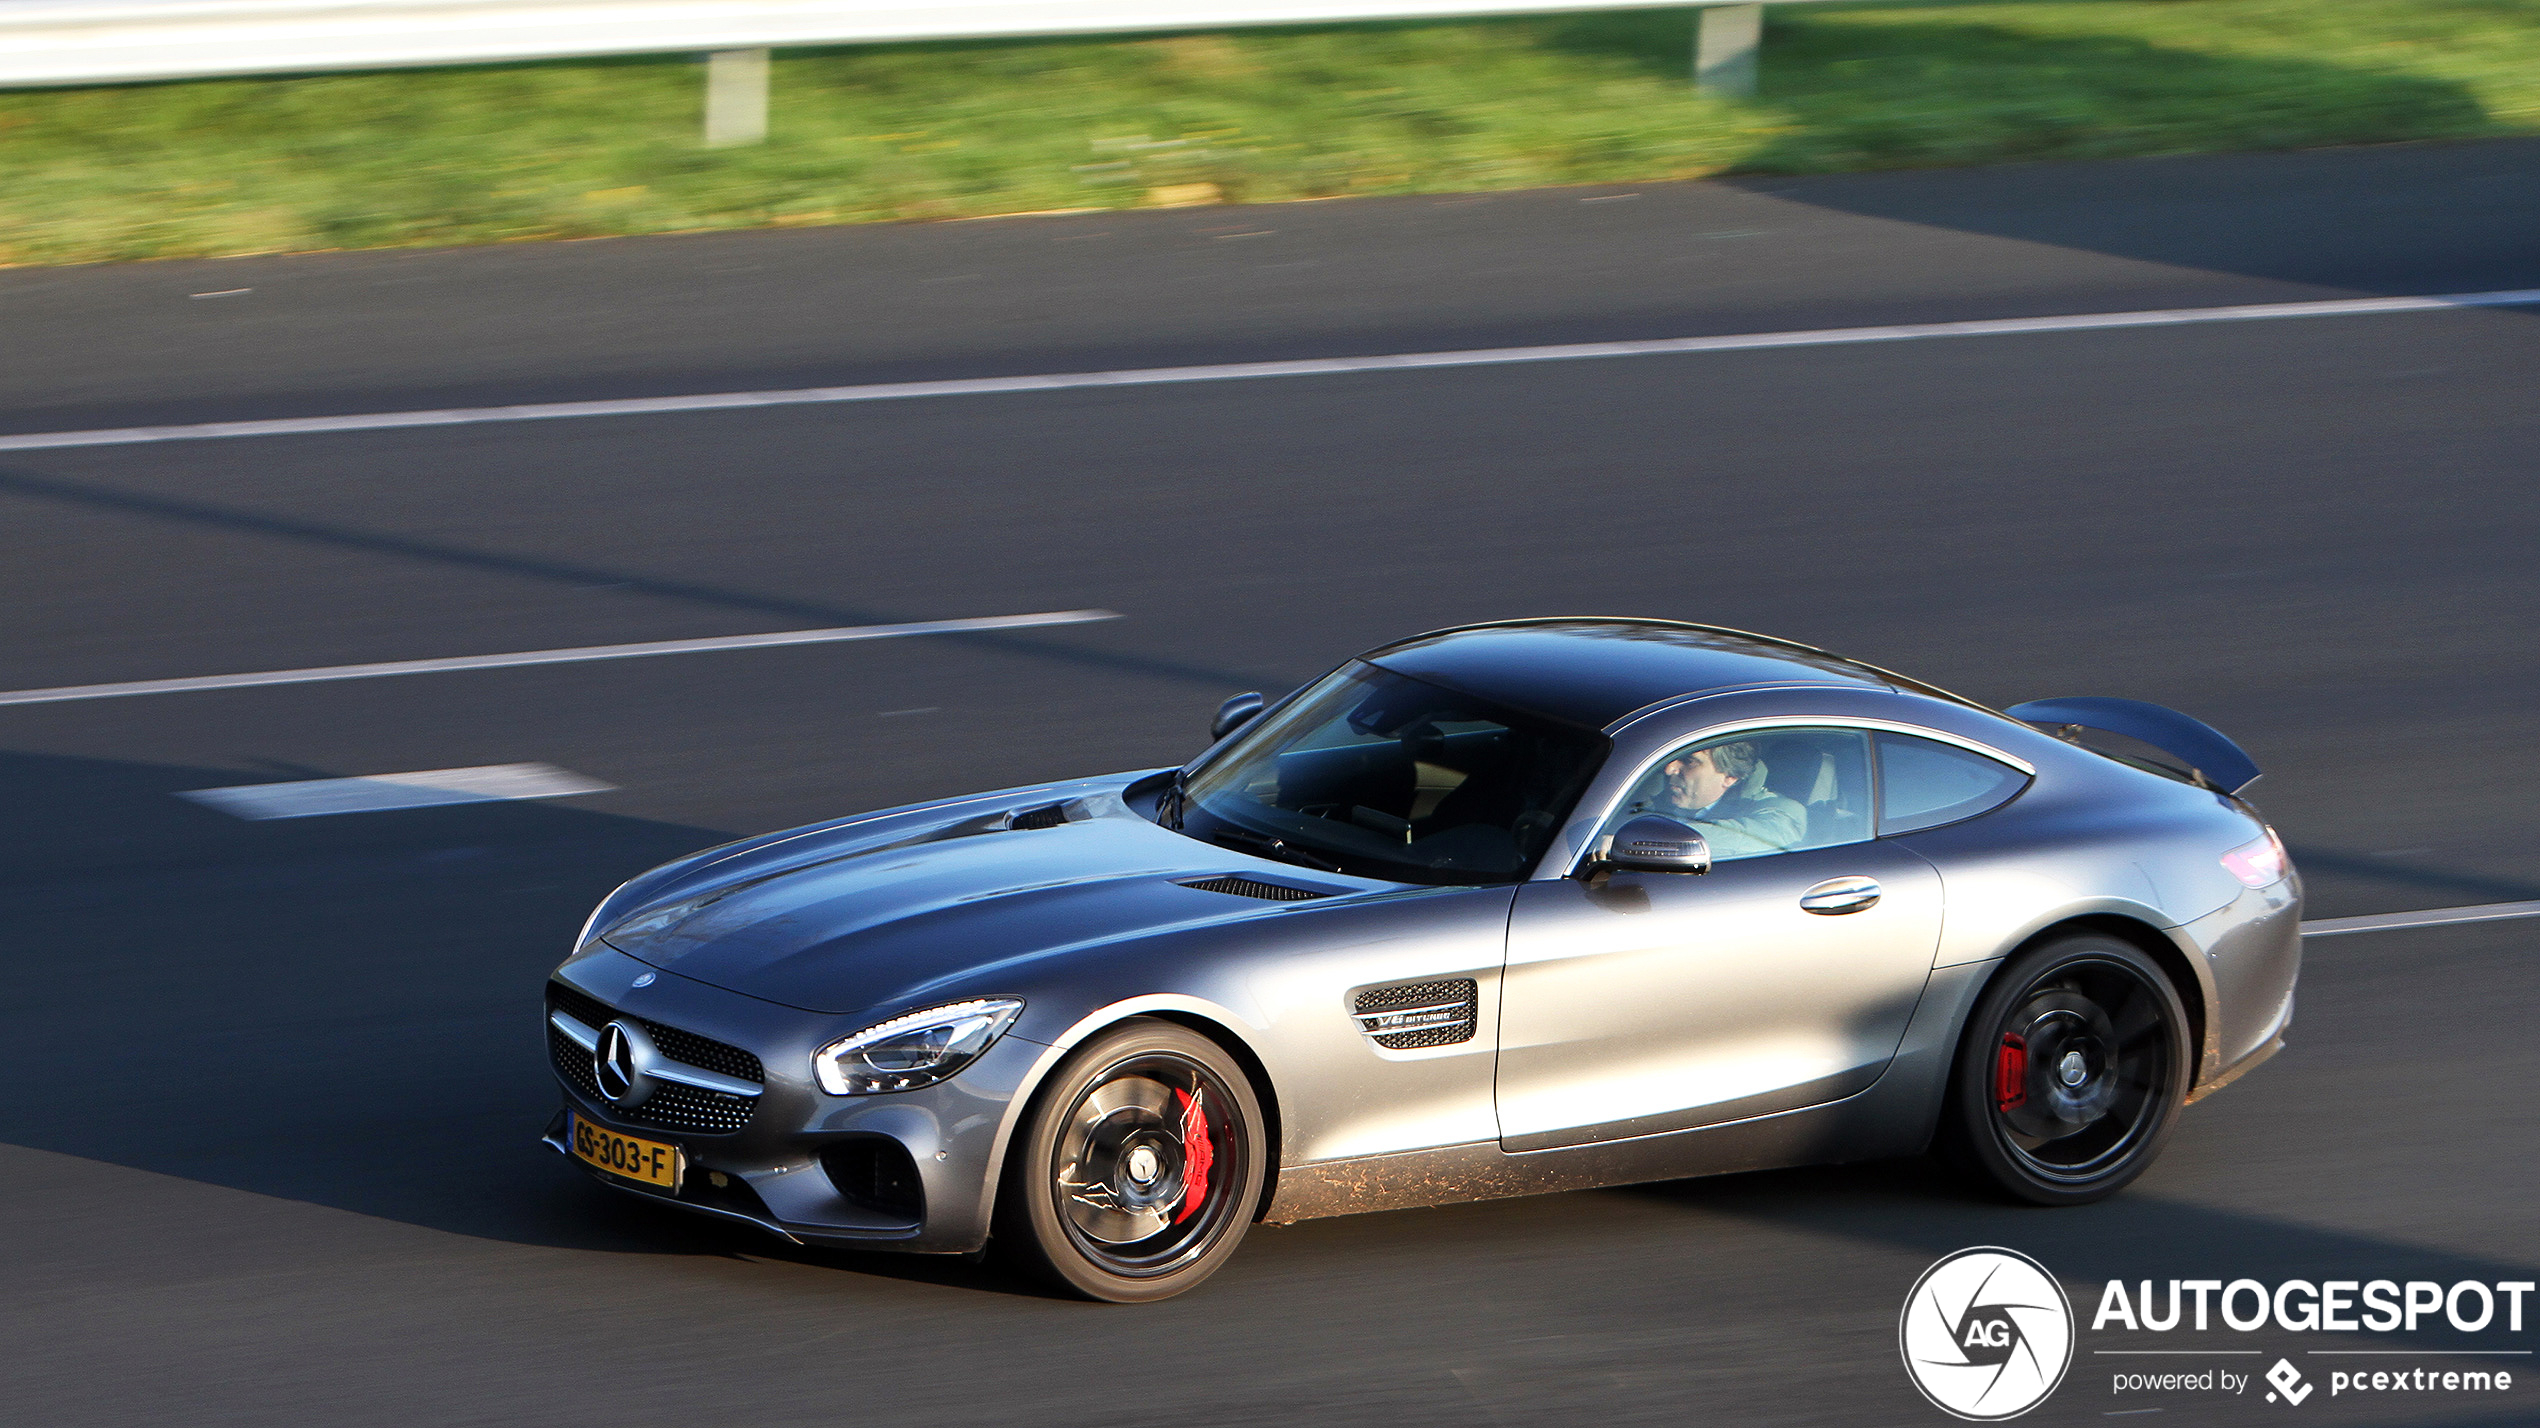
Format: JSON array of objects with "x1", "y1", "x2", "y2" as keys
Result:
[
  {"x1": 1996, "y1": 1034, "x2": 2028, "y2": 1111},
  {"x1": 1173, "y1": 1087, "x2": 1214, "y2": 1224}
]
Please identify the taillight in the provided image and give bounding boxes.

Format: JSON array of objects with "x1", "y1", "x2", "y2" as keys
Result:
[{"x1": 2221, "y1": 827, "x2": 2288, "y2": 888}]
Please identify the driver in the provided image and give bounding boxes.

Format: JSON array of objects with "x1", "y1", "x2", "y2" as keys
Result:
[{"x1": 1657, "y1": 740, "x2": 1806, "y2": 858}]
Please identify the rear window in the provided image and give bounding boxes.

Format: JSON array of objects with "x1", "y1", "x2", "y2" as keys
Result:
[{"x1": 1877, "y1": 734, "x2": 2029, "y2": 835}]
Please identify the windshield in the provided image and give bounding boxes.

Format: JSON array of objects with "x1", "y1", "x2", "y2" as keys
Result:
[{"x1": 1171, "y1": 662, "x2": 1608, "y2": 885}]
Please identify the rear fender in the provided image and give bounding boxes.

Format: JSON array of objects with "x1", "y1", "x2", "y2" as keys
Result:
[{"x1": 1947, "y1": 898, "x2": 2223, "y2": 1087}]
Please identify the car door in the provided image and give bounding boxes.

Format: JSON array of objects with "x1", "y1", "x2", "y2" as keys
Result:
[{"x1": 1495, "y1": 726, "x2": 1943, "y2": 1152}]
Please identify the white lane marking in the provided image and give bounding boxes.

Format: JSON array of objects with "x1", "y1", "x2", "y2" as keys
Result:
[
  {"x1": 0, "y1": 609, "x2": 1118, "y2": 708},
  {"x1": 178, "y1": 763, "x2": 613, "y2": 820},
  {"x1": 2300, "y1": 900, "x2": 2540, "y2": 937},
  {"x1": 4, "y1": 289, "x2": 2536, "y2": 454}
]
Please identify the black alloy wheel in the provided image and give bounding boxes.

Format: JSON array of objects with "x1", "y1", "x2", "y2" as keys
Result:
[
  {"x1": 1942, "y1": 934, "x2": 2191, "y2": 1206},
  {"x1": 997, "y1": 1019, "x2": 1265, "y2": 1302}
]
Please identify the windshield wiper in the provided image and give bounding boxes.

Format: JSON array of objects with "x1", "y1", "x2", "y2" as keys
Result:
[{"x1": 1207, "y1": 826, "x2": 1346, "y2": 873}]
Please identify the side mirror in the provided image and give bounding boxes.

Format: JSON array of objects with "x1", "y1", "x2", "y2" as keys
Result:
[
  {"x1": 1211, "y1": 692, "x2": 1266, "y2": 741},
  {"x1": 1598, "y1": 815, "x2": 1711, "y2": 875}
]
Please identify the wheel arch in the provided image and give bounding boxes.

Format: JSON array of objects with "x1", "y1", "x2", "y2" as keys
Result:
[
  {"x1": 1146, "y1": 1011, "x2": 1286, "y2": 1221},
  {"x1": 1932, "y1": 912, "x2": 2205, "y2": 1204},
  {"x1": 1986, "y1": 914, "x2": 2212, "y2": 1083},
  {"x1": 987, "y1": 998, "x2": 1285, "y2": 1233}
]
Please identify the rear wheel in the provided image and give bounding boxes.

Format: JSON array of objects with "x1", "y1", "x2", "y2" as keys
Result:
[
  {"x1": 996, "y1": 1019, "x2": 1265, "y2": 1302},
  {"x1": 1942, "y1": 935, "x2": 2190, "y2": 1205}
]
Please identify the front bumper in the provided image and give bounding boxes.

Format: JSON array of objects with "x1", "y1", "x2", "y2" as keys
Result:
[{"x1": 540, "y1": 945, "x2": 1053, "y2": 1254}]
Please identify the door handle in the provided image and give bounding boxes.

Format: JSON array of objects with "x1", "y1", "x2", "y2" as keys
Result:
[{"x1": 1800, "y1": 875, "x2": 1881, "y2": 914}]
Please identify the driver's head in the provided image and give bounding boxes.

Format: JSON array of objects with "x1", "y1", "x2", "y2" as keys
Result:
[{"x1": 1663, "y1": 741, "x2": 1757, "y2": 812}]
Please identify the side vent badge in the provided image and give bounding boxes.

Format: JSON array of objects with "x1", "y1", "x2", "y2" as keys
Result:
[{"x1": 1353, "y1": 979, "x2": 1478, "y2": 1049}]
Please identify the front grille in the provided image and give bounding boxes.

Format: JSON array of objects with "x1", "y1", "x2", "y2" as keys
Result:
[
  {"x1": 631, "y1": 1081, "x2": 756, "y2": 1134},
  {"x1": 1180, "y1": 875, "x2": 1329, "y2": 902},
  {"x1": 546, "y1": 980, "x2": 762, "y2": 1135},
  {"x1": 546, "y1": 981, "x2": 765, "y2": 1085},
  {"x1": 550, "y1": 1021, "x2": 606, "y2": 1101},
  {"x1": 1353, "y1": 978, "x2": 1479, "y2": 1049},
  {"x1": 547, "y1": 981, "x2": 617, "y2": 1037},
  {"x1": 643, "y1": 1023, "x2": 762, "y2": 1083}
]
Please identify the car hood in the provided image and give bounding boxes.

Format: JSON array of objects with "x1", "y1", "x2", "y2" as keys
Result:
[{"x1": 599, "y1": 781, "x2": 1372, "y2": 1016}]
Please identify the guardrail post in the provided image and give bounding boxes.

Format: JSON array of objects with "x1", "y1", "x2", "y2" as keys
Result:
[
  {"x1": 703, "y1": 47, "x2": 770, "y2": 146},
  {"x1": 1694, "y1": 3, "x2": 1762, "y2": 97}
]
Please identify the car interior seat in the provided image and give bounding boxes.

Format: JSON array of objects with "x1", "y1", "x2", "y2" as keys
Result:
[{"x1": 1756, "y1": 734, "x2": 1869, "y2": 850}]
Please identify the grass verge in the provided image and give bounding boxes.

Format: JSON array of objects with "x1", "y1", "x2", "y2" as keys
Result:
[{"x1": 1, "y1": 0, "x2": 2534, "y2": 266}]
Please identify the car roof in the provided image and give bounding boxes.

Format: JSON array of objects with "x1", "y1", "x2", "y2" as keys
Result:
[{"x1": 1360, "y1": 619, "x2": 1962, "y2": 731}]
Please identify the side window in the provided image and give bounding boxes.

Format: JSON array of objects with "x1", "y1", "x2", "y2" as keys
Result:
[
  {"x1": 1606, "y1": 728, "x2": 1874, "y2": 862},
  {"x1": 1876, "y1": 733, "x2": 2029, "y2": 835}
]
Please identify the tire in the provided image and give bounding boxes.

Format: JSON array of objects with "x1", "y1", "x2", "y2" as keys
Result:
[
  {"x1": 1940, "y1": 934, "x2": 2192, "y2": 1206},
  {"x1": 995, "y1": 1019, "x2": 1266, "y2": 1302}
]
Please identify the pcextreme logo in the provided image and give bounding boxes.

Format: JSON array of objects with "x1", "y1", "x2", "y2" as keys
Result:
[{"x1": 1901, "y1": 1247, "x2": 2077, "y2": 1420}]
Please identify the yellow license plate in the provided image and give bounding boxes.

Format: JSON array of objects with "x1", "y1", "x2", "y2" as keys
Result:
[{"x1": 571, "y1": 1113, "x2": 682, "y2": 1191}]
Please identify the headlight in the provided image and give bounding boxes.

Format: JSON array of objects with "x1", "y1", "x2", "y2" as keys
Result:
[{"x1": 814, "y1": 999, "x2": 1024, "y2": 1095}]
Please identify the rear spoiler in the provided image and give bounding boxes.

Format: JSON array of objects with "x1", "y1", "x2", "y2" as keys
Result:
[{"x1": 2003, "y1": 696, "x2": 2261, "y2": 795}]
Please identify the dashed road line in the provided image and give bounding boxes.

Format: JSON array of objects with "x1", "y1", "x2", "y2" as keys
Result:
[
  {"x1": 2300, "y1": 900, "x2": 2540, "y2": 937},
  {"x1": 0, "y1": 608, "x2": 1119, "y2": 708},
  {"x1": 179, "y1": 763, "x2": 612, "y2": 820},
  {"x1": 2, "y1": 290, "x2": 2535, "y2": 454}
]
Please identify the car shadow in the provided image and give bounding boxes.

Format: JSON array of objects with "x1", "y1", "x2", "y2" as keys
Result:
[
  {"x1": 0, "y1": 748, "x2": 747, "y2": 1250},
  {"x1": 1612, "y1": 1157, "x2": 2539, "y2": 1355},
  {"x1": 0, "y1": 743, "x2": 1141, "y2": 1297}
]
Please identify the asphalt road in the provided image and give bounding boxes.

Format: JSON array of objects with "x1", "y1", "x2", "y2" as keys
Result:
[{"x1": 2, "y1": 139, "x2": 2535, "y2": 1426}]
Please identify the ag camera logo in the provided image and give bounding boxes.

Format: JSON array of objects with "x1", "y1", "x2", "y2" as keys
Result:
[{"x1": 1901, "y1": 1247, "x2": 2076, "y2": 1419}]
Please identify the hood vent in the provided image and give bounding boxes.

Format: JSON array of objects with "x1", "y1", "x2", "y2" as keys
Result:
[
  {"x1": 1179, "y1": 875, "x2": 1330, "y2": 903},
  {"x1": 1354, "y1": 978, "x2": 1478, "y2": 1049},
  {"x1": 1006, "y1": 802, "x2": 1071, "y2": 831}
]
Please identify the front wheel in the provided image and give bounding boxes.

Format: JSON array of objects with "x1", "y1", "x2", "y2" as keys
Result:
[
  {"x1": 1942, "y1": 935, "x2": 2191, "y2": 1205},
  {"x1": 996, "y1": 1019, "x2": 1266, "y2": 1302}
]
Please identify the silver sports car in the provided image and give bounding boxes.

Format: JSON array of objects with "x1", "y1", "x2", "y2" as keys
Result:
[{"x1": 542, "y1": 619, "x2": 2301, "y2": 1301}]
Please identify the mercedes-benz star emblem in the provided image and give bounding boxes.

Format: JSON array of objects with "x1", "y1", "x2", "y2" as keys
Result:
[{"x1": 595, "y1": 1021, "x2": 640, "y2": 1103}]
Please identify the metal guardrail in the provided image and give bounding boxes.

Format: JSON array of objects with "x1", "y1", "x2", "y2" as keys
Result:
[{"x1": 0, "y1": 0, "x2": 1836, "y2": 142}]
